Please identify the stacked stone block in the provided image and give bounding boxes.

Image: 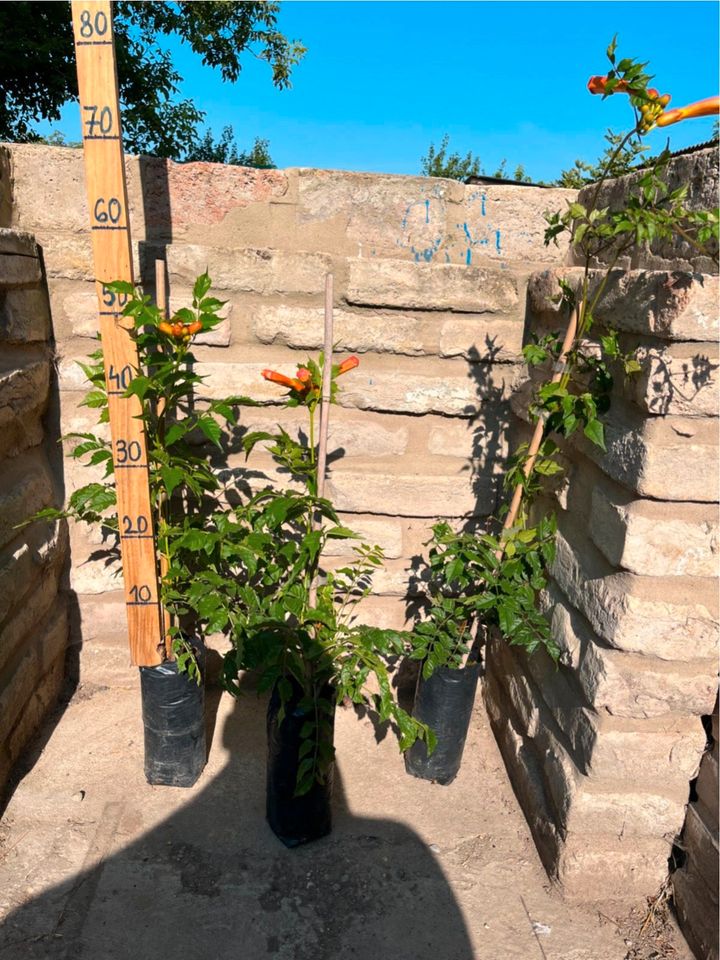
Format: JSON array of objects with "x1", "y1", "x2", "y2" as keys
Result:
[
  {"x1": 0, "y1": 228, "x2": 69, "y2": 794},
  {"x1": 484, "y1": 149, "x2": 719, "y2": 901}
]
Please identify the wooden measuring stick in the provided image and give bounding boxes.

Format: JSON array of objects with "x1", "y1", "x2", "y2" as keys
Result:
[{"x1": 72, "y1": 1, "x2": 163, "y2": 666}]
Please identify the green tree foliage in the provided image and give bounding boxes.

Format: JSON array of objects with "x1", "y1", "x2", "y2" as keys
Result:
[
  {"x1": 183, "y1": 127, "x2": 276, "y2": 167},
  {"x1": 0, "y1": 1, "x2": 304, "y2": 159},
  {"x1": 557, "y1": 128, "x2": 650, "y2": 187},
  {"x1": 421, "y1": 134, "x2": 533, "y2": 182}
]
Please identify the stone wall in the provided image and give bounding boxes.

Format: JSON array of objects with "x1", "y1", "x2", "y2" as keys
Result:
[
  {"x1": 0, "y1": 142, "x2": 574, "y2": 645},
  {"x1": 484, "y1": 149, "x2": 719, "y2": 901},
  {"x1": 0, "y1": 227, "x2": 69, "y2": 796},
  {"x1": 673, "y1": 698, "x2": 718, "y2": 960}
]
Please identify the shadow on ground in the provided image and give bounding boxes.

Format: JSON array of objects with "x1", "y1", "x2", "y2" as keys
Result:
[{"x1": 0, "y1": 671, "x2": 475, "y2": 960}]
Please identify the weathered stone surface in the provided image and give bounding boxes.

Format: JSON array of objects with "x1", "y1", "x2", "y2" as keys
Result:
[
  {"x1": 127, "y1": 154, "x2": 289, "y2": 239},
  {"x1": 69, "y1": 523, "x2": 122, "y2": 595},
  {"x1": 512, "y1": 382, "x2": 719, "y2": 501},
  {"x1": 438, "y1": 316, "x2": 524, "y2": 362},
  {"x1": 0, "y1": 253, "x2": 41, "y2": 288},
  {"x1": 0, "y1": 287, "x2": 51, "y2": 342},
  {"x1": 5, "y1": 144, "x2": 88, "y2": 234},
  {"x1": 550, "y1": 529, "x2": 719, "y2": 661},
  {"x1": 238, "y1": 408, "x2": 409, "y2": 460},
  {"x1": 545, "y1": 583, "x2": 718, "y2": 719},
  {"x1": 340, "y1": 365, "x2": 522, "y2": 417},
  {"x1": 528, "y1": 268, "x2": 719, "y2": 341},
  {"x1": 590, "y1": 487, "x2": 719, "y2": 577},
  {"x1": 575, "y1": 148, "x2": 719, "y2": 273},
  {"x1": 0, "y1": 458, "x2": 54, "y2": 551},
  {"x1": 295, "y1": 168, "x2": 465, "y2": 262},
  {"x1": 326, "y1": 465, "x2": 495, "y2": 518},
  {"x1": 0, "y1": 229, "x2": 38, "y2": 258},
  {"x1": 167, "y1": 244, "x2": 330, "y2": 295},
  {"x1": 566, "y1": 788, "x2": 687, "y2": 840},
  {"x1": 4, "y1": 655, "x2": 65, "y2": 770},
  {"x1": 346, "y1": 258, "x2": 519, "y2": 313},
  {"x1": 426, "y1": 411, "x2": 510, "y2": 463},
  {"x1": 0, "y1": 357, "x2": 50, "y2": 458},
  {"x1": 558, "y1": 835, "x2": 671, "y2": 902},
  {"x1": 628, "y1": 341, "x2": 719, "y2": 417},
  {"x1": 460, "y1": 183, "x2": 576, "y2": 265},
  {"x1": 253, "y1": 304, "x2": 434, "y2": 356},
  {"x1": 321, "y1": 516, "x2": 404, "y2": 559}
]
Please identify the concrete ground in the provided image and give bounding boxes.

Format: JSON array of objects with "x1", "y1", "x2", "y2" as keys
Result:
[{"x1": 0, "y1": 637, "x2": 693, "y2": 960}]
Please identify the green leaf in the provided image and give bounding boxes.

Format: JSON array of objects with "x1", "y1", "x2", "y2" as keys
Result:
[{"x1": 583, "y1": 419, "x2": 606, "y2": 451}]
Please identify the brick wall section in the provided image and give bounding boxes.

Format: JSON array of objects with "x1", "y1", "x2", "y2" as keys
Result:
[
  {"x1": 0, "y1": 227, "x2": 69, "y2": 795},
  {"x1": 673, "y1": 699, "x2": 719, "y2": 960},
  {"x1": 484, "y1": 149, "x2": 719, "y2": 901}
]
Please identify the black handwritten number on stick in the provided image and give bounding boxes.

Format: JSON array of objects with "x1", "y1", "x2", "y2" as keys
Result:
[
  {"x1": 116, "y1": 439, "x2": 141, "y2": 463},
  {"x1": 108, "y1": 364, "x2": 132, "y2": 390},
  {"x1": 102, "y1": 287, "x2": 128, "y2": 309},
  {"x1": 130, "y1": 584, "x2": 152, "y2": 603},
  {"x1": 94, "y1": 197, "x2": 122, "y2": 224},
  {"x1": 83, "y1": 105, "x2": 113, "y2": 136},
  {"x1": 79, "y1": 9, "x2": 108, "y2": 37},
  {"x1": 123, "y1": 515, "x2": 149, "y2": 536}
]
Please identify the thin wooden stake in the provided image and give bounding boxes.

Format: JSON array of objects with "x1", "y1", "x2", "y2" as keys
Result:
[
  {"x1": 316, "y1": 274, "x2": 334, "y2": 501},
  {"x1": 72, "y1": 0, "x2": 163, "y2": 666},
  {"x1": 309, "y1": 275, "x2": 334, "y2": 608}
]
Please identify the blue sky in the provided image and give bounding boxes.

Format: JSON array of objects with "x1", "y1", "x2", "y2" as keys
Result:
[{"x1": 46, "y1": 1, "x2": 719, "y2": 182}]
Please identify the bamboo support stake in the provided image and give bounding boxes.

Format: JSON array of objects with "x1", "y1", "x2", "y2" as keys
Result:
[{"x1": 309, "y1": 275, "x2": 334, "y2": 608}]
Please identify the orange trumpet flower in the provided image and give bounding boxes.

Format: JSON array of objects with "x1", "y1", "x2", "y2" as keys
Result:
[
  {"x1": 655, "y1": 95, "x2": 720, "y2": 127},
  {"x1": 337, "y1": 355, "x2": 360, "y2": 376},
  {"x1": 587, "y1": 75, "x2": 661, "y2": 100},
  {"x1": 261, "y1": 368, "x2": 306, "y2": 392}
]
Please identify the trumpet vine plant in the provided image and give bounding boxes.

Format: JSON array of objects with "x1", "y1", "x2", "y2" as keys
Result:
[{"x1": 408, "y1": 39, "x2": 719, "y2": 675}]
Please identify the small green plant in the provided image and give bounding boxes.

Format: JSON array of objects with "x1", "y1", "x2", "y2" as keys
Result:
[
  {"x1": 218, "y1": 356, "x2": 435, "y2": 794},
  {"x1": 31, "y1": 273, "x2": 250, "y2": 678},
  {"x1": 409, "y1": 40, "x2": 719, "y2": 671}
]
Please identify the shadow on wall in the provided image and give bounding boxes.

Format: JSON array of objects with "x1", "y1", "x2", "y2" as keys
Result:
[{"x1": 0, "y1": 674, "x2": 475, "y2": 960}]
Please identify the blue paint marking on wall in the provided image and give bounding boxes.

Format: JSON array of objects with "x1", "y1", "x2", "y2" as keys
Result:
[
  {"x1": 466, "y1": 248, "x2": 472, "y2": 265},
  {"x1": 481, "y1": 193, "x2": 486, "y2": 216},
  {"x1": 495, "y1": 230, "x2": 502, "y2": 254},
  {"x1": 425, "y1": 199, "x2": 430, "y2": 224}
]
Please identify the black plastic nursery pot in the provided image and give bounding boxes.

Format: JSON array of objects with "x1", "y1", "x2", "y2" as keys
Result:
[
  {"x1": 266, "y1": 680, "x2": 335, "y2": 848},
  {"x1": 405, "y1": 657, "x2": 480, "y2": 786},
  {"x1": 139, "y1": 640, "x2": 206, "y2": 788}
]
